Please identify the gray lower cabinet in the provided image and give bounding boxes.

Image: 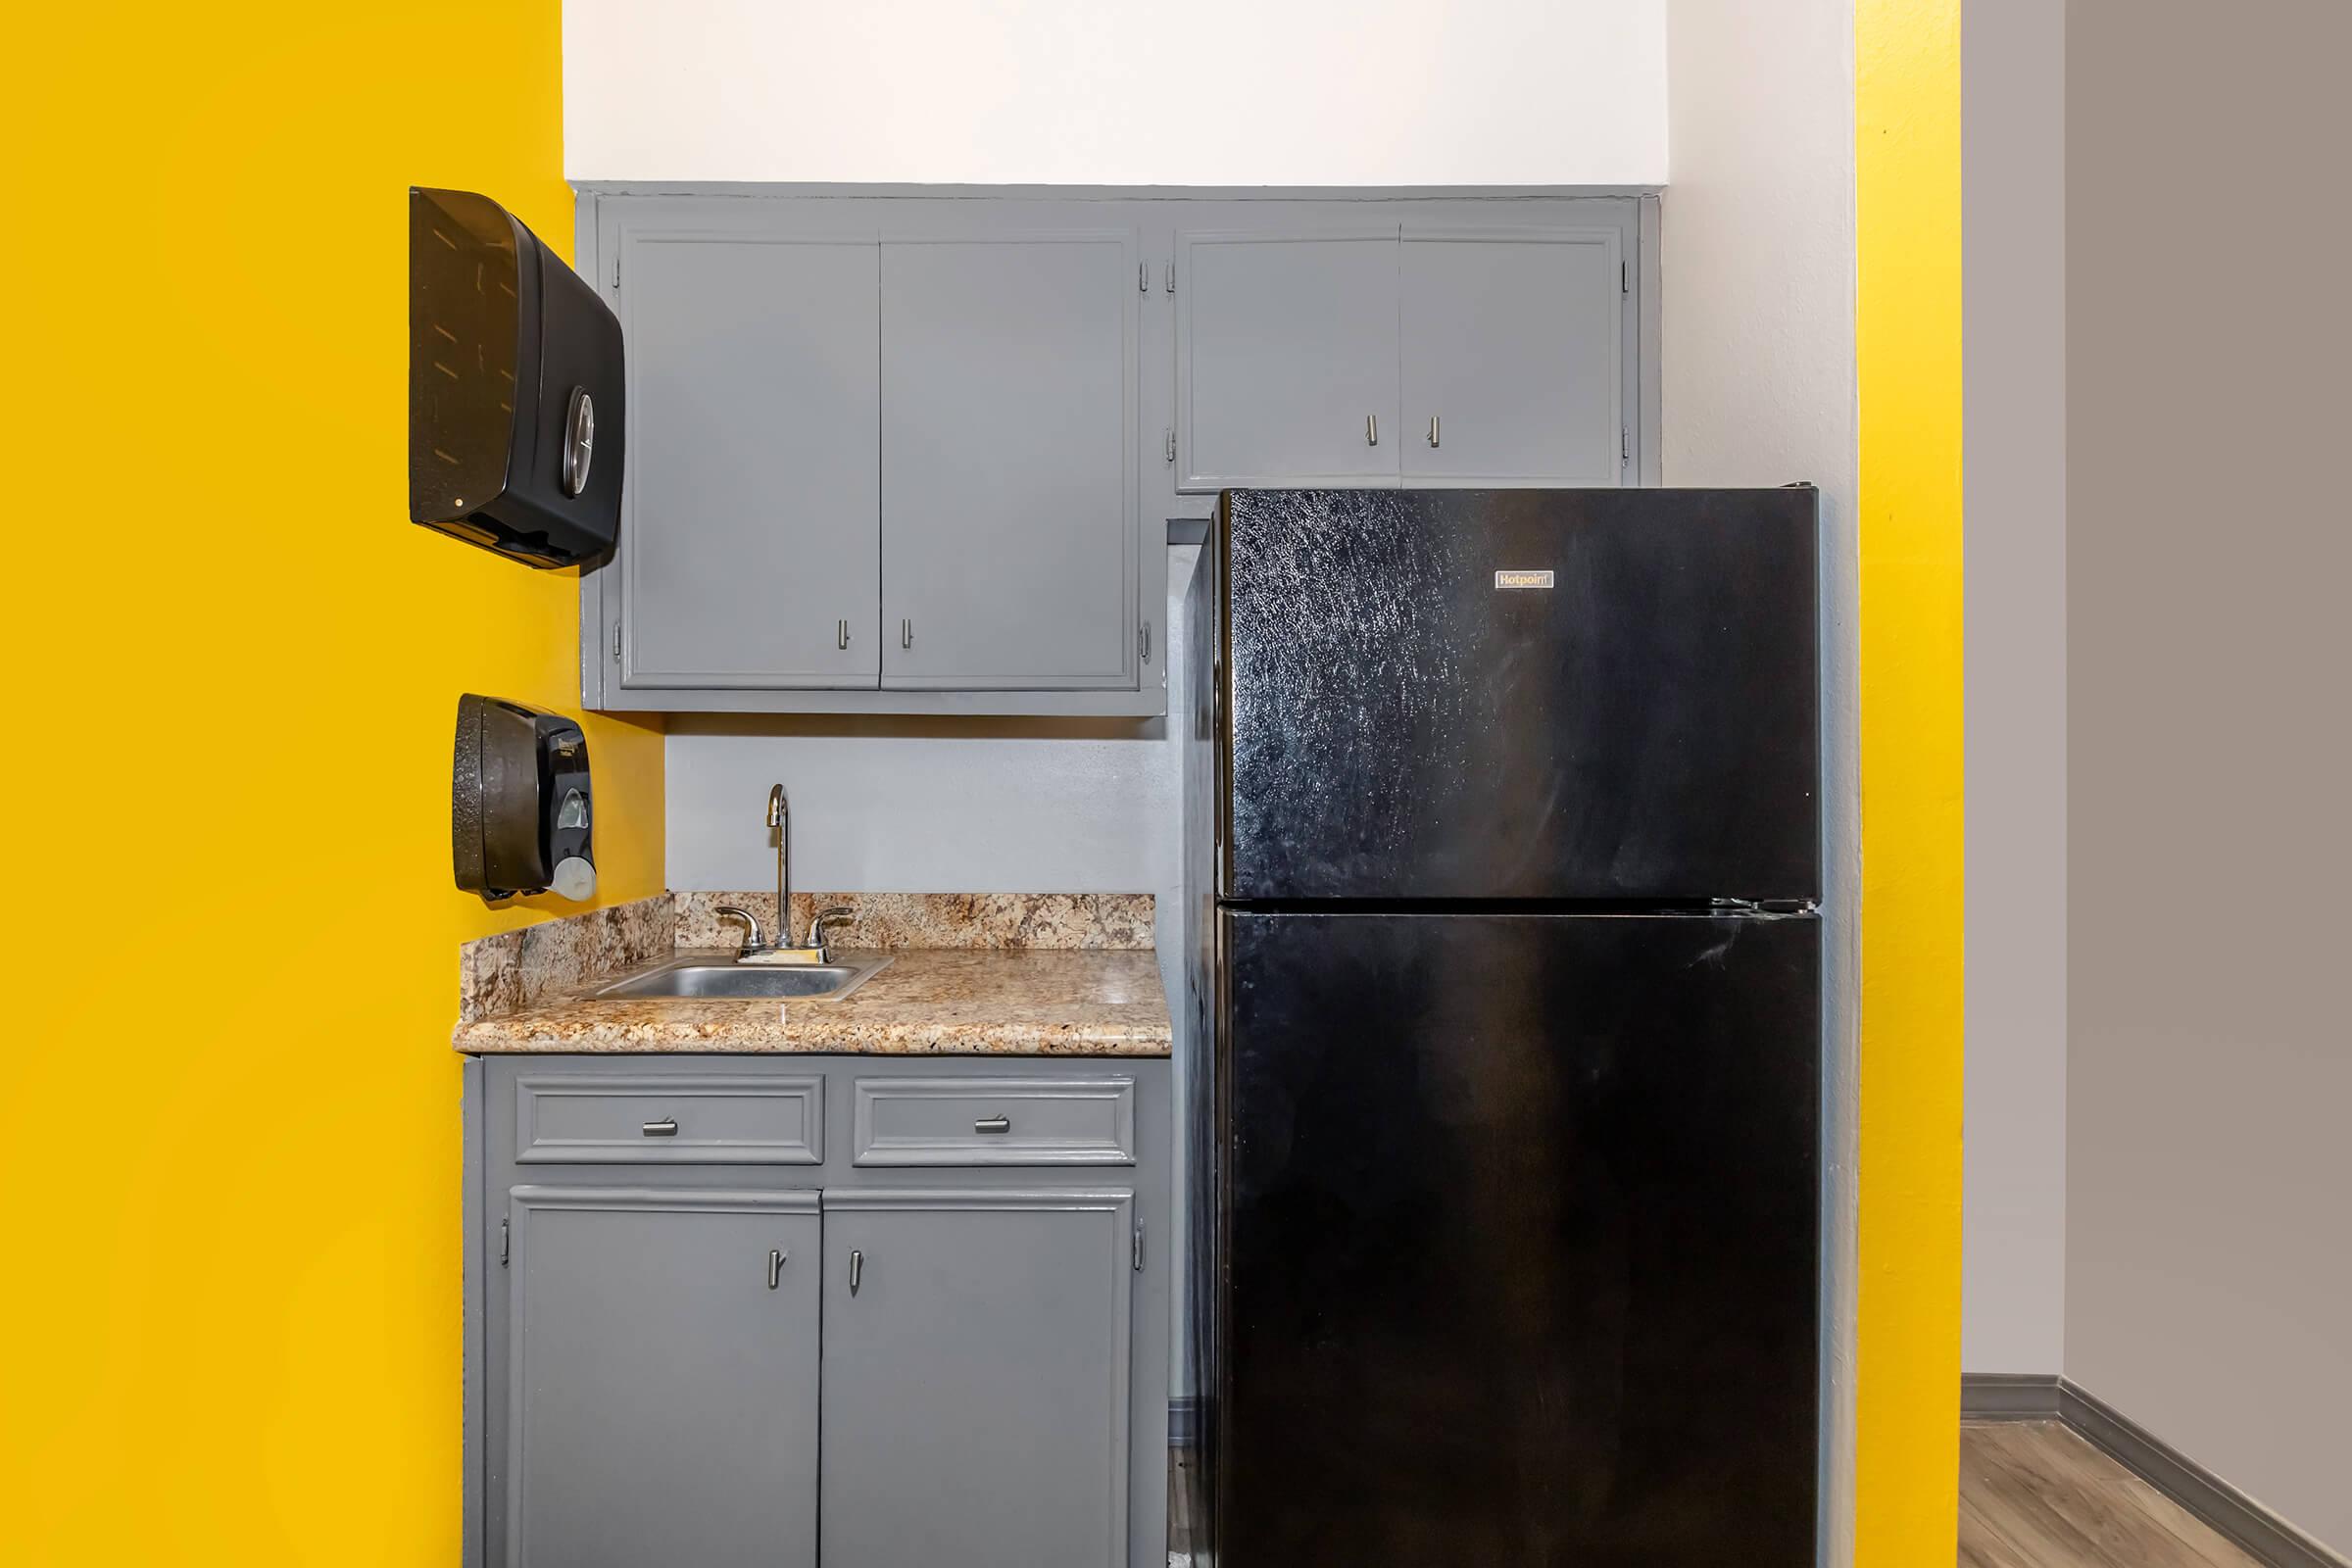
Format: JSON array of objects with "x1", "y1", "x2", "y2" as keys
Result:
[
  {"x1": 614, "y1": 229, "x2": 882, "y2": 691},
  {"x1": 502, "y1": 1187, "x2": 822, "y2": 1568},
  {"x1": 820, "y1": 1190, "x2": 1134, "y2": 1568},
  {"x1": 469, "y1": 1055, "x2": 1172, "y2": 1568},
  {"x1": 880, "y1": 234, "x2": 1138, "y2": 691}
]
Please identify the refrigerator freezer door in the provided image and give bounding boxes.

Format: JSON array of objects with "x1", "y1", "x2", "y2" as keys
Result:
[
  {"x1": 1217, "y1": 488, "x2": 1819, "y2": 903},
  {"x1": 1203, "y1": 908, "x2": 1821, "y2": 1567}
]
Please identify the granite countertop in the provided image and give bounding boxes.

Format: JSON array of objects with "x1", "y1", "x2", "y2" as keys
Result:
[{"x1": 453, "y1": 892, "x2": 1171, "y2": 1058}]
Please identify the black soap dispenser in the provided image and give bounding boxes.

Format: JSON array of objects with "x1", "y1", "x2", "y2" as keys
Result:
[{"x1": 452, "y1": 694, "x2": 597, "y2": 903}]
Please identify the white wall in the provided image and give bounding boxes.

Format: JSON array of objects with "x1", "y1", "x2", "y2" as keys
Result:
[
  {"x1": 563, "y1": 0, "x2": 1666, "y2": 186},
  {"x1": 2067, "y1": 2, "x2": 2352, "y2": 1551},
  {"x1": 1660, "y1": 1, "x2": 1857, "y2": 1561},
  {"x1": 1960, "y1": 0, "x2": 2068, "y2": 1376}
]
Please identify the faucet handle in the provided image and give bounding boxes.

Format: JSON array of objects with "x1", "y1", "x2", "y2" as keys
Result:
[
  {"x1": 806, "y1": 905, "x2": 856, "y2": 955},
  {"x1": 713, "y1": 904, "x2": 763, "y2": 956}
]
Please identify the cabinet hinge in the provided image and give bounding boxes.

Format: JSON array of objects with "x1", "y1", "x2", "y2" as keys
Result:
[
  {"x1": 499, "y1": 1219, "x2": 511, "y2": 1267},
  {"x1": 1164, "y1": 427, "x2": 1176, "y2": 465},
  {"x1": 1620, "y1": 260, "x2": 1629, "y2": 295},
  {"x1": 1132, "y1": 1221, "x2": 1145, "y2": 1272}
]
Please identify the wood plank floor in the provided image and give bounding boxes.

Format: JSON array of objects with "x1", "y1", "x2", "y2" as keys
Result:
[
  {"x1": 1960, "y1": 1421, "x2": 2264, "y2": 1568},
  {"x1": 1170, "y1": 1421, "x2": 2265, "y2": 1567}
]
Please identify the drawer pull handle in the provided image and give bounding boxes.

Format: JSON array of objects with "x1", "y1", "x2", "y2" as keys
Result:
[
  {"x1": 642, "y1": 1118, "x2": 678, "y2": 1138},
  {"x1": 974, "y1": 1115, "x2": 1012, "y2": 1135},
  {"x1": 849, "y1": 1250, "x2": 863, "y2": 1296},
  {"x1": 767, "y1": 1249, "x2": 786, "y2": 1290}
]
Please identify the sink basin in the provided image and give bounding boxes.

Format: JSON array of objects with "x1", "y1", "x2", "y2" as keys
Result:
[{"x1": 593, "y1": 954, "x2": 891, "y2": 1002}]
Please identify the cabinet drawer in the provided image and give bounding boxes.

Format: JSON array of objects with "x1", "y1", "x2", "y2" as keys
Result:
[
  {"x1": 852, "y1": 1075, "x2": 1136, "y2": 1166},
  {"x1": 514, "y1": 1074, "x2": 824, "y2": 1165}
]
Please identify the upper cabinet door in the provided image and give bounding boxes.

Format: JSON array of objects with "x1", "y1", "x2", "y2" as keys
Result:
[
  {"x1": 880, "y1": 232, "x2": 1138, "y2": 690},
  {"x1": 504, "y1": 1187, "x2": 821, "y2": 1568},
  {"x1": 1399, "y1": 226, "x2": 1625, "y2": 486},
  {"x1": 820, "y1": 1189, "x2": 1135, "y2": 1568},
  {"x1": 617, "y1": 230, "x2": 881, "y2": 690},
  {"x1": 1176, "y1": 231, "x2": 1402, "y2": 492}
]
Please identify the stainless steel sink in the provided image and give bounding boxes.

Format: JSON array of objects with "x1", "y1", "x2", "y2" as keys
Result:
[{"x1": 593, "y1": 953, "x2": 891, "y2": 1002}]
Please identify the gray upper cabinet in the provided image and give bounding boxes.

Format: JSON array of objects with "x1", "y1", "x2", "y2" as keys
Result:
[
  {"x1": 880, "y1": 234, "x2": 1138, "y2": 690},
  {"x1": 503, "y1": 1187, "x2": 821, "y2": 1568},
  {"x1": 1399, "y1": 226, "x2": 1626, "y2": 485},
  {"x1": 1175, "y1": 231, "x2": 1402, "y2": 492},
  {"x1": 819, "y1": 1189, "x2": 1134, "y2": 1568},
  {"x1": 615, "y1": 228, "x2": 881, "y2": 690},
  {"x1": 578, "y1": 190, "x2": 1648, "y2": 713}
]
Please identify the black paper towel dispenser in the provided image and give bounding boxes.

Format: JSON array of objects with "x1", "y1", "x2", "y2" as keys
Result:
[
  {"x1": 409, "y1": 188, "x2": 624, "y2": 568},
  {"x1": 453, "y1": 695, "x2": 596, "y2": 903}
]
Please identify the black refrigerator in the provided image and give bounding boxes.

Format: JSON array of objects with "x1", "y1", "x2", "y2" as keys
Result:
[{"x1": 1181, "y1": 488, "x2": 1822, "y2": 1568}]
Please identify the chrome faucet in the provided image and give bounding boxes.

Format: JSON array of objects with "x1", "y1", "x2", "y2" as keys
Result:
[
  {"x1": 767, "y1": 783, "x2": 790, "y2": 949},
  {"x1": 728, "y1": 783, "x2": 854, "y2": 960}
]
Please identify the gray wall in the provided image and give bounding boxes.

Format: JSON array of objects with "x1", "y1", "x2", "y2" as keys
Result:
[
  {"x1": 1961, "y1": 0, "x2": 2069, "y2": 1376},
  {"x1": 1660, "y1": 2, "x2": 1858, "y2": 1561},
  {"x1": 665, "y1": 545, "x2": 1200, "y2": 1396},
  {"x1": 2067, "y1": 2, "x2": 2352, "y2": 1552}
]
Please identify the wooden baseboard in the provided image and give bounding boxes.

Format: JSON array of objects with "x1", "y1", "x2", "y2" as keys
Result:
[{"x1": 1962, "y1": 1374, "x2": 2349, "y2": 1568}]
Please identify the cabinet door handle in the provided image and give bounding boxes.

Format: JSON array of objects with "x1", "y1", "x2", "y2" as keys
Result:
[
  {"x1": 849, "y1": 1249, "x2": 863, "y2": 1296},
  {"x1": 1428, "y1": 415, "x2": 1441, "y2": 448},
  {"x1": 1365, "y1": 414, "x2": 1379, "y2": 447},
  {"x1": 900, "y1": 618, "x2": 913, "y2": 651},
  {"x1": 836, "y1": 618, "x2": 849, "y2": 650},
  {"x1": 767, "y1": 1249, "x2": 786, "y2": 1290},
  {"x1": 974, "y1": 1115, "x2": 1011, "y2": 1135},
  {"x1": 641, "y1": 1118, "x2": 677, "y2": 1138}
]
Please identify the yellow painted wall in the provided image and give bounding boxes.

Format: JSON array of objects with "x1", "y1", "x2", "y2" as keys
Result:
[
  {"x1": 0, "y1": 1, "x2": 1968, "y2": 1561},
  {"x1": 1854, "y1": 0, "x2": 1966, "y2": 1560},
  {"x1": 0, "y1": 3, "x2": 662, "y2": 1561}
]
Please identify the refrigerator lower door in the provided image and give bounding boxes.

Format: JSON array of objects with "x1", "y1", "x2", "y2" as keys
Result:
[{"x1": 1205, "y1": 908, "x2": 1821, "y2": 1567}]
